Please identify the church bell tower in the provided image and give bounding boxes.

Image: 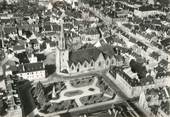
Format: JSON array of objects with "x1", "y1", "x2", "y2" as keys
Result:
[{"x1": 56, "y1": 18, "x2": 69, "y2": 73}]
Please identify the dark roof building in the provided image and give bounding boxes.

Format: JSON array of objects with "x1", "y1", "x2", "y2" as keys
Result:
[
  {"x1": 68, "y1": 45, "x2": 117, "y2": 66},
  {"x1": 7, "y1": 62, "x2": 45, "y2": 74},
  {"x1": 69, "y1": 47, "x2": 101, "y2": 66},
  {"x1": 13, "y1": 45, "x2": 26, "y2": 51},
  {"x1": 52, "y1": 24, "x2": 61, "y2": 32},
  {"x1": 17, "y1": 62, "x2": 45, "y2": 73},
  {"x1": 29, "y1": 39, "x2": 38, "y2": 44},
  {"x1": 161, "y1": 38, "x2": 170, "y2": 47},
  {"x1": 4, "y1": 26, "x2": 17, "y2": 34}
]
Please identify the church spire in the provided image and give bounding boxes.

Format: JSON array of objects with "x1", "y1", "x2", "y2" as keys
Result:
[{"x1": 59, "y1": 12, "x2": 66, "y2": 50}]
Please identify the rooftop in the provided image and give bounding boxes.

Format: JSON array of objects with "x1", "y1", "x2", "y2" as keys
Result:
[
  {"x1": 8, "y1": 62, "x2": 45, "y2": 73},
  {"x1": 17, "y1": 62, "x2": 45, "y2": 73},
  {"x1": 13, "y1": 45, "x2": 25, "y2": 51},
  {"x1": 69, "y1": 45, "x2": 117, "y2": 66}
]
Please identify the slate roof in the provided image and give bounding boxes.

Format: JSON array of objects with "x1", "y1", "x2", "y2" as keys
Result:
[
  {"x1": 105, "y1": 35, "x2": 123, "y2": 44},
  {"x1": 44, "y1": 24, "x2": 52, "y2": 32},
  {"x1": 140, "y1": 75, "x2": 154, "y2": 86},
  {"x1": 152, "y1": 19, "x2": 162, "y2": 25},
  {"x1": 159, "y1": 59, "x2": 168, "y2": 66},
  {"x1": 98, "y1": 44, "x2": 115, "y2": 58},
  {"x1": 72, "y1": 32, "x2": 79, "y2": 38},
  {"x1": 6, "y1": 65, "x2": 18, "y2": 72},
  {"x1": 75, "y1": 20, "x2": 94, "y2": 27},
  {"x1": 13, "y1": 45, "x2": 25, "y2": 51},
  {"x1": 161, "y1": 38, "x2": 170, "y2": 47},
  {"x1": 52, "y1": 24, "x2": 61, "y2": 31},
  {"x1": 68, "y1": 46, "x2": 116, "y2": 66},
  {"x1": 4, "y1": 26, "x2": 17, "y2": 34},
  {"x1": 69, "y1": 47, "x2": 101, "y2": 66},
  {"x1": 116, "y1": 68, "x2": 140, "y2": 87},
  {"x1": 63, "y1": 23, "x2": 74, "y2": 30},
  {"x1": 65, "y1": 10, "x2": 82, "y2": 18},
  {"x1": 18, "y1": 24, "x2": 39, "y2": 31},
  {"x1": 167, "y1": 29, "x2": 170, "y2": 35},
  {"x1": 44, "y1": 23, "x2": 61, "y2": 32},
  {"x1": 50, "y1": 41, "x2": 56, "y2": 47},
  {"x1": 80, "y1": 28, "x2": 99, "y2": 35},
  {"x1": 17, "y1": 62, "x2": 44, "y2": 73},
  {"x1": 29, "y1": 39, "x2": 38, "y2": 44},
  {"x1": 0, "y1": 19, "x2": 15, "y2": 24}
]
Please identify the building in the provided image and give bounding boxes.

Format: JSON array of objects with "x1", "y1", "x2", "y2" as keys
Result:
[
  {"x1": 55, "y1": 19, "x2": 125, "y2": 75},
  {"x1": 80, "y1": 27, "x2": 101, "y2": 44},
  {"x1": 29, "y1": 39, "x2": 40, "y2": 50},
  {"x1": 106, "y1": 67, "x2": 142, "y2": 98},
  {"x1": 13, "y1": 45, "x2": 26, "y2": 54},
  {"x1": 28, "y1": 54, "x2": 38, "y2": 63},
  {"x1": 139, "y1": 91, "x2": 149, "y2": 110},
  {"x1": 6, "y1": 0, "x2": 20, "y2": 4},
  {"x1": 0, "y1": 49, "x2": 5, "y2": 61},
  {"x1": 37, "y1": 0, "x2": 49, "y2": 6},
  {"x1": 6, "y1": 62, "x2": 45, "y2": 81},
  {"x1": 143, "y1": 86, "x2": 170, "y2": 117},
  {"x1": 5, "y1": 75, "x2": 22, "y2": 117},
  {"x1": 18, "y1": 24, "x2": 39, "y2": 36}
]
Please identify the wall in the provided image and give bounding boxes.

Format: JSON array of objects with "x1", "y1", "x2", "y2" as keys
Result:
[
  {"x1": 17, "y1": 70, "x2": 45, "y2": 81},
  {"x1": 106, "y1": 71, "x2": 142, "y2": 98}
]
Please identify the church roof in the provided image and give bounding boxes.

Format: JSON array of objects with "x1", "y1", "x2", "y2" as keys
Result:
[
  {"x1": 98, "y1": 44, "x2": 115, "y2": 58},
  {"x1": 68, "y1": 45, "x2": 116, "y2": 66},
  {"x1": 69, "y1": 47, "x2": 101, "y2": 66}
]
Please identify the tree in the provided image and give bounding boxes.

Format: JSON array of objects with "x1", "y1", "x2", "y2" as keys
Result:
[
  {"x1": 35, "y1": 54, "x2": 46, "y2": 62},
  {"x1": 34, "y1": 82, "x2": 44, "y2": 97},
  {"x1": 33, "y1": 82, "x2": 46, "y2": 109},
  {"x1": 45, "y1": 65, "x2": 56, "y2": 77},
  {"x1": 130, "y1": 59, "x2": 147, "y2": 79}
]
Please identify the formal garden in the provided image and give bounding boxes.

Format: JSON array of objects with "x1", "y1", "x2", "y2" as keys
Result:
[
  {"x1": 33, "y1": 75, "x2": 117, "y2": 114},
  {"x1": 70, "y1": 76, "x2": 94, "y2": 88},
  {"x1": 80, "y1": 94, "x2": 111, "y2": 105},
  {"x1": 39, "y1": 100, "x2": 78, "y2": 114}
]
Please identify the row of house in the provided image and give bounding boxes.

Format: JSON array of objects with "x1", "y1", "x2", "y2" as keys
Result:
[
  {"x1": 5, "y1": 62, "x2": 45, "y2": 81},
  {"x1": 4, "y1": 75, "x2": 22, "y2": 117}
]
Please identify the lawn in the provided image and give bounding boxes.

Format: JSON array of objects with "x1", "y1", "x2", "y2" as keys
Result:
[
  {"x1": 80, "y1": 94, "x2": 111, "y2": 105},
  {"x1": 64, "y1": 90, "x2": 83, "y2": 97},
  {"x1": 40, "y1": 100, "x2": 78, "y2": 114},
  {"x1": 70, "y1": 76, "x2": 94, "y2": 88}
]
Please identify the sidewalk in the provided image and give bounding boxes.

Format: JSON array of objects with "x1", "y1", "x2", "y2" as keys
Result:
[{"x1": 41, "y1": 69, "x2": 108, "y2": 85}]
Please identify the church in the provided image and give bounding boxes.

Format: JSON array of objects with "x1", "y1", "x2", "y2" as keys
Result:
[{"x1": 56, "y1": 19, "x2": 125, "y2": 75}]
